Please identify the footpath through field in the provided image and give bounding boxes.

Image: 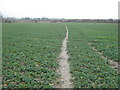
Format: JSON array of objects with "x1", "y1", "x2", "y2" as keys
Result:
[{"x1": 54, "y1": 24, "x2": 73, "y2": 88}]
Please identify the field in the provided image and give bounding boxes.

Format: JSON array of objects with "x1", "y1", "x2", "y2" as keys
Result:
[
  {"x1": 2, "y1": 23, "x2": 66, "y2": 88},
  {"x1": 2, "y1": 23, "x2": 118, "y2": 88},
  {"x1": 67, "y1": 23, "x2": 118, "y2": 88}
]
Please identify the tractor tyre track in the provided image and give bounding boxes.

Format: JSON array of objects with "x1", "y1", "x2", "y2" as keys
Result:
[{"x1": 88, "y1": 42, "x2": 118, "y2": 71}]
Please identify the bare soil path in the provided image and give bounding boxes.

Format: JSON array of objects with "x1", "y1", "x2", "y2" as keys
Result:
[
  {"x1": 54, "y1": 24, "x2": 73, "y2": 88},
  {"x1": 88, "y1": 42, "x2": 118, "y2": 71}
]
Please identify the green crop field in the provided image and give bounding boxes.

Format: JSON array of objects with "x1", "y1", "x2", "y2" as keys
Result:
[
  {"x1": 2, "y1": 23, "x2": 66, "y2": 88},
  {"x1": 2, "y1": 23, "x2": 118, "y2": 88},
  {"x1": 67, "y1": 23, "x2": 118, "y2": 88},
  {"x1": 75, "y1": 23, "x2": 118, "y2": 61}
]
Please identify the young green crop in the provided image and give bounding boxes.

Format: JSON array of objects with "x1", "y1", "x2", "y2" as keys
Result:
[
  {"x1": 74, "y1": 23, "x2": 118, "y2": 61},
  {"x1": 2, "y1": 23, "x2": 66, "y2": 88},
  {"x1": 67, "y1": 23, "x2": 118, "y2": 88},
  {"x1": 2, "y1": 22, "x2": 118, "y2": 88}
]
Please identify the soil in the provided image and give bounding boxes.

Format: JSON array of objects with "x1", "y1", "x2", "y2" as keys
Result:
[{"x1": 54, "y1": 24, "x2": 73, "y2": 88}]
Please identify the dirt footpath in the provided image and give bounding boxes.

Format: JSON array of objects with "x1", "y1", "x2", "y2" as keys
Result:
[{"x1": 54, "y1": 24, "x2": 73, "y2": 88}]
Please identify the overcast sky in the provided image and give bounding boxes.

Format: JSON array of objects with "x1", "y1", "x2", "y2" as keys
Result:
[{"x1": 0, "y1": 0, "x2": 119, "y2": 19}]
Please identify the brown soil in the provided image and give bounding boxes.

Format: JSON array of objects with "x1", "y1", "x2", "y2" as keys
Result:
[{"x1": 54, "y1": 24, "x2": 73, "y2": 88}]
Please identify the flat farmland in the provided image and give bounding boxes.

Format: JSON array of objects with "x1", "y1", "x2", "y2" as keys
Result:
[
  {"x1": 67, "y1": 23, "x2": 118, "y2": 88},
  {"x1": 2, "y1": 23, "x2": 118, "y2": 88},
  {"x1": 2, "y1": 23, "x2": 66, "y2": 88}
]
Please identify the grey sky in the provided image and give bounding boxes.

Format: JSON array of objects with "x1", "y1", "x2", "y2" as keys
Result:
[{"x1": 0, "y1": 0, "x2": 119, "y2": 19}]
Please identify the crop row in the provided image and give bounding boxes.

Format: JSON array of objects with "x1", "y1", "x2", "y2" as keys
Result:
[
  {"x1": 2, "y1": 23, "x2": 118, "y2": 88},
  {"x1": 67, "y1": 23, "x2": 118, "y2": 88},
  {"x1": 2, "y1": 23, "x2": 66, "y2": 88},
  {"x1": 75, "y1": 23, "x2": 118, "y2": 61}
]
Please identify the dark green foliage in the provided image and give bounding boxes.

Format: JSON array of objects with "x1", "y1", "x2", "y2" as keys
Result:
[
  {"x1": 2, "y1": 23, "x2": 66, "y2": 88},
  {"x1": 67, "y1": 23, "x2": 118, "y2": 88}
]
